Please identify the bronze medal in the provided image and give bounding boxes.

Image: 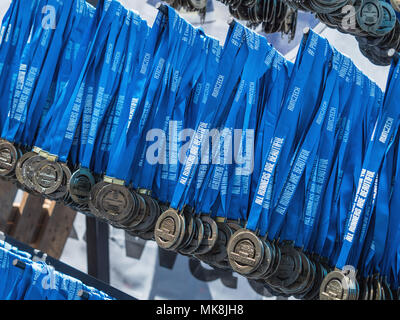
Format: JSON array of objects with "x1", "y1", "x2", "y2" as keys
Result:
[
  {"x1": 227, "y1": 229, "x2": 264, "y2": 275},
  {"x1": 302, "y1": 261, "x2": 325, "y2": 300},
  {"x1": 20, "y1": 154, "x2": 45, "y2": 192},
  {"x1": 33, "y1": 160, "x2": 64, "y2": 194},
  {"x1": 15, "y1": 151, "x2": 36, "y2": 185},
  {"x1": 264, "y1": 241, "x2": 281, "y2": 280},
  {"x1": 88, "y1": 181, "x2": 109, "y2": 220},
  {"x1": 294, "y1": 257, "x2": 316, "y2": 299},
  {"x1": 69, "y1": 168, "x2": 96, "y2": 204},
  {"x1": 247, "y1": 240, "x2": 273, "y2": 280},
  {"x1": 179, "y1": 216, "x2": 204, "y2": 255},
  {"x1": 281, "y1": 251, "x2": 311, "y2": 295},
  {"x1": 140, "y1": 196, "x2": 160, "y2": 232},
  {"x1": 177, "y1": 208, "x2": 195, "y2": 250},
  {"x1": 125, "y1": 193, "x2": 149, "y2": 231},
  {"x1": 47, "y1": 162, "x2": 71, "y2": 200},
  {"x1": 194, "y1": 215, "x2": 218, "y2": 255},
  {"x1": 154, "y1": 208, "x2": 182, "y2": 250},
  {"x1": 96, "y1": 183, "x2": 136, "y2": 225},
  {"x1": 320, "y1": 269, "x2": 357, "y2": 300},
  {"x1": 169, "y1": 214, "x2": 187, "y2": 251},
  {"x1": 266, "y1": 243, "x2": 301, "y2": 288},
  {"x1": 198, "y1": 222, "x2": 232, "y2": 264},
  {"x1": 0, "y1": 141, "x2": 19, "y2": 177}
]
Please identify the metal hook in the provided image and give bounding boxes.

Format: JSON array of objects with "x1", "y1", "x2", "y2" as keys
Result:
[{"x1": 12, "y1": 259, "x2": 26, "y2": 270}]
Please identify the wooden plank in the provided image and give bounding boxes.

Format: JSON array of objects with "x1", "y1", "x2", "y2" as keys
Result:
[
  {"x1": 13, "y1": 192, "x2": 46, "y2": 245},
  {"x1": 36, "y1": 202, "x2": 76, "y2": 259},
  {"x1": 0, "y1": 179, "x2": 18, "y2": 232}
]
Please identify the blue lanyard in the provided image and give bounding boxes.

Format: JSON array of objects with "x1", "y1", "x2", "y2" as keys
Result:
[
  {"x1": 252, "y1": 52, "x2": 293, "y2": 232},
  {"x1": 133, "y1": 11, "x2": 197, "y2": 193},
  {"x1": 1, "y1": 0, "x2": 53, "y2": 142},
  {"x1": 21, "y1": 0, "x2": 95, "y2": 148},
  {"x1": 382, "y1": 133, "x2": 400, "y2": 285},
  {"x1": 320, "y1": 66, "x2": 367, "y2": 261},
  {"x1": 80, "y1": 5, "x2": 128, "y2": 171},
  {"x1": 104, "y1": 8, "x2": 168, "y2": 183},
  {"x1": 128, "y1": 7, "x2": 187, "y2": 189},
  {"x1": 335, "y1": 55, "x2": 400, "y2": 269},
  {"x1": 35, "y1": 1, "x2": 120, "y2": 161},
  {"x1": 246, "y1": 30, "x2": 331, "y2": 237},
  {"x1": 289, "y1": 50, "x2": 345, "y2": 250},
  {"x1": 159, "y1": 29, "x2": 206, "y2": 202},
  {"x1": 170, "y1": 21, "x2": 245, "y2": 211},
  {"x1": 0, "y1": 0, "x2": 40, "y2": 131},
  {"x1": 275, "y1": 49, "x2": 342, "y2": 246}
]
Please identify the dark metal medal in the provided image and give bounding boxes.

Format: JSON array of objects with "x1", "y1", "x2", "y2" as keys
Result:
[
  {"x1": 154, "y1": 208, "x2": 182, "y2": 250},
  {"x1": 96, "y1": 183, "x2": 136, "y2": 225},
  {"x1": 69, "y1": 167, "x2": 96, "y2": 204},
  {"x1": 227, "y1": 229, "x2": 264, "y2": 275},
  {"x1": 0, "y1": 141, "x2": 19, "y2": 177},
  {"x1": 266, "y1": 242, "x2": 301, "y2": 288},
  {"x1": 179, "y1": 216, "x2": 204, "y2": 255},
  {"x1": 194, "y1": 215, "x2": 218, "y2": 255},
  {"x1": 33, "y1": 160, "x2": 64, "y2": 194}
]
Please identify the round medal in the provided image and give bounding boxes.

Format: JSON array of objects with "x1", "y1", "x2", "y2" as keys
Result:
[
  {"x1": 179, "y1": 216, "x2": 204, "y2": 255},
  {"x1": 227, "y1": 229, "x2": 264, "y2": 275},
  {"x1": 96, "y1": 184, "x2": 136, "y2": 224},
  {"x1": 194, "y1": 216, "x2": 218, "y2": 255},
  {"x1": 0, "y1": 141, "x2": 19, "y2": 176},
  {"x1": 69, "y1": 168, "x2": 96, "y2": 204},
  {"x1": 33, "y1": 160, "x2": 64, "y2": 194},
  {"x1": 154, "y1": 208, "x2": 182, "y2": 250}
]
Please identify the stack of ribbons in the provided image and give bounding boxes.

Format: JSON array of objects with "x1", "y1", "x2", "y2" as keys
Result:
[
  {"x1": 0, "y1": 236, "x2": 113, "y2": 300},
  {"x1": 0, "y1": 0, "x2": 399, "y2": 300}
]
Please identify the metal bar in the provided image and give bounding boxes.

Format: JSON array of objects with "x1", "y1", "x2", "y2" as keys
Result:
[
  {"x1": 86, "y1": 216, "x2": 110, "y2": 284},
  {"x1": 5, "y1": 234, "x2": 135, "y2": 300}
]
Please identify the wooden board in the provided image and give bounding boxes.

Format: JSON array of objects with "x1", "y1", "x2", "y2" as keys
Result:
[
  {"x1": 13, "y1": 192, "x2": 47, "y2": 245},
  {"x1": 0, "y1": 179, "x2": 18, "y2": 232},
  {"x1": 36, "y1": 202, "x2": 77, "y2": 259}
]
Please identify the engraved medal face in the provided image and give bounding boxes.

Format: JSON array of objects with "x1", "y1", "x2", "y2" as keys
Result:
[
  {"x1": 0, "y1": 141, "x2": 18, "y2": 176},
  {"x1": 194, "y1": 216, "x2": 218, "y2": 255},
  {"x1": 188, "y1": 0, "x2": 207, "y2": 9},
  {"x1": 21, "y1": 155, "x2": 46, "y2": 192},
  {"x1": 227, "y1": 229, "x2": 264, "y2": 275},
  {"x1": 169, "y1": 214, "x2": 187, "y2": 251},
  {"x1": 69, "y1": 168, "x2": 95, "y2": 204},
  {"x1": 320, "y1": 270, "x2": 352, "y2": 300},
  {"x1": 97, "y1": 184, "x2": 135, "y2": 224},
  {"x1": 33, "y1": 160, "x2": 63, "y2": 194},
  {"x1": 154, "y1": 209, "x2": 182, "y2": 250},
  {"x1": 357, "y1": 0, "x2": 383, "y2": 33}
]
